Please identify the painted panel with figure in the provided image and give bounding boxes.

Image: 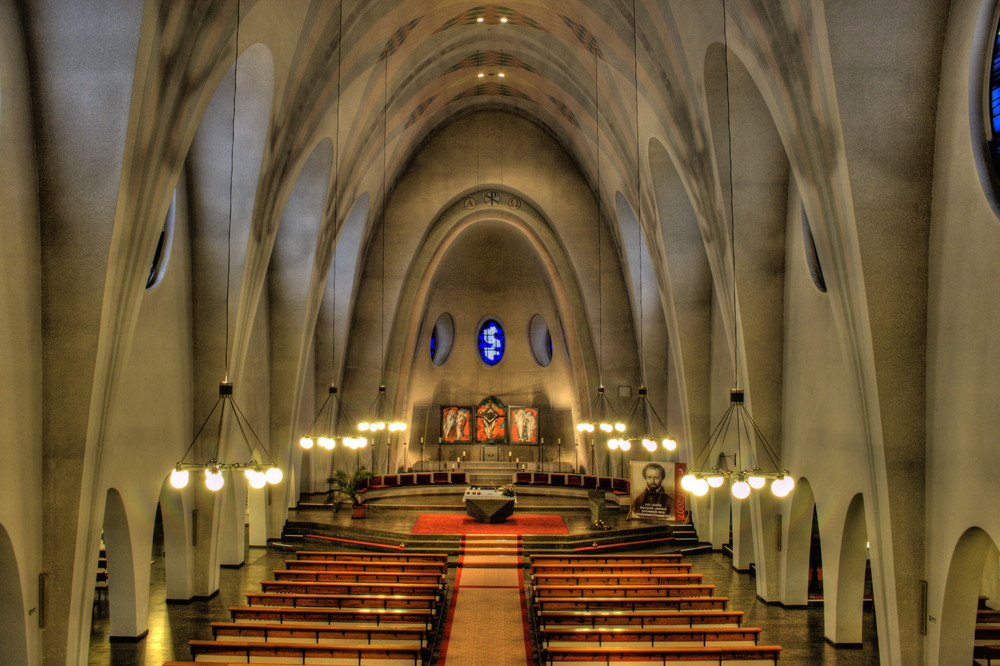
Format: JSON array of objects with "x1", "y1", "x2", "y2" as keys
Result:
[
  {"x1": 510, "y1": 407, "x2": 539, "y2": 444},
  {"x1": 476, "y1": 396, "x2": 507, "y2": 444},
  {"x1": 441, "y1": 406, "x2": 472, "y2": 444}
]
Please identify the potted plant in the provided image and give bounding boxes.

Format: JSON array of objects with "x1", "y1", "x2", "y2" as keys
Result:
[{"x1": 328, "y1": 466, "x2": 374, "y2": 518}]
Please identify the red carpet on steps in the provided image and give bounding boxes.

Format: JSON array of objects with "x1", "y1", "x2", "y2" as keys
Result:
[{"x1": 411, "y1": 513, "x2": 568, "y2": 535}]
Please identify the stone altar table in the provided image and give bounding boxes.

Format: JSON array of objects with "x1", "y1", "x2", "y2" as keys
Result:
[{"x1": 463, "y1": 488, "x2": 515, "y2": 523}]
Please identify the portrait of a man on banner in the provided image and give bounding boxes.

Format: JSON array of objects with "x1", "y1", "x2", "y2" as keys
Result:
[{"x1": 627, "y1": 460, "x2": 678, "y2": 520}]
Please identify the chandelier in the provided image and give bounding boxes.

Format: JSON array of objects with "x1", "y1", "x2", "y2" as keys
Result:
[
  {"x1": 679, "y1": 0, "x2": 792, "y2": 501},
  {"x1": 170, "y1": 1, "x2": 281, "y2": 492}
]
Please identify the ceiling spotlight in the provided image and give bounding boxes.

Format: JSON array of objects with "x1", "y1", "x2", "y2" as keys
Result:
[
  {"x1": 498, "y1": 72, "x2": 505, "y2": 78},
  {"x1": 478, "y1": 72, "x2": 485, "y2": 78},
  {"x1": 476, "y1": 17, "x2": 484, "y2": 23},
  {"x1": 500, "y1": 17, "x2": 508, "y2": 23}
]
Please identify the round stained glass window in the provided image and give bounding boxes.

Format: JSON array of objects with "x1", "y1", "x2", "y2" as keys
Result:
[{"x1": 477, "y1": 319, "x2": 505, "y2": 365}]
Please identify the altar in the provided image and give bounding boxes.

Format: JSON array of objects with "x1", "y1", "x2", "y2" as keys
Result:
[{"x1": 463, "y1": 488, "x2": 515, "y2": 523}]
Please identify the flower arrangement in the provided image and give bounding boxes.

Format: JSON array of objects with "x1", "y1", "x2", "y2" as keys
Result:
[
  {"x1": 498, "y1": 483, "x2": 516, "y2": 497},
  {"x1": 590, "y1": 519, "x2": 612, "y2": 531}
]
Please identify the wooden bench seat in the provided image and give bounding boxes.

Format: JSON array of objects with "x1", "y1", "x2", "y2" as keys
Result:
[
  {"x1": 188, "y1": 639, "x2": 424, "y2": 664},
  {"x1": 295, "y1": 550, "x2": 448, "y2": 564},
  {"x1": 535, "y1": 596, "x2": 729, "y2": 613},
  {"x1": 210, "y1": 620, "x2": 428, "y2": 646},
  {"x1": 530, "y1": 563, "x2": 693, "y2": 576},
  {"x1": 537, "y1": 609, "x2": 744, "y2": 628},
  {"x1": 540, "y1": 644, "x2": 780, "y2": 665},
  {"x1": 977, "y1": 623, "x2": 1000, "y2": 640},
  {"x1": 245, "y1": 591, "x2": 438, "y2": 611},
  {"x1": 532, "y1": 572, "x2": 703, "y2": 586},
  {"x1": 980, "y1": 609, "x2": 1000, "y2": 623},
  {"x1": 259, "y1": 579, "x2": 443, "y2": 598},
  {"x1": 273, "y1": 568, "x2": 446, "y2": 586},
  {"x1": 530, "y1": 553, "x2": 683, "y2": 565},
  {"x1": 539, "y1": 625, "x2": 761, "y2": 647},
  {"x1": 229, "y1": 605, "x2": 435, "y2": 628},
  {"x1": 287, "y1": 558, "x2": 448, "y2": 574},
  {"x1": 533, "y1": 583, "x2": 715, "y2": 599}
]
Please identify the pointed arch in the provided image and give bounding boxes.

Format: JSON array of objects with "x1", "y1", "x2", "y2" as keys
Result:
[{"x1": 0, "y1": 524, "x2": 27, "y2": 664}]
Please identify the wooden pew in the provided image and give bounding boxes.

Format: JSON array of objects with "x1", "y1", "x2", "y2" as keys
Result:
[
  {"x1": 530, "y1": 553, "x2": 683, "y2": 565},
  {"x1": 537, "y1": 609, "x2": 745, "y2": 629},
  {"x1": 532, "y1": 572, "x2": 703, "y2": 586},
  {"x1": 245, "y1": 591, "x2": 438, "y2": 611},
  {"x1": 295, "y1": 550, "x2": 448, "y2": 564},
  {"x1": 187, "y1": 639, "x2": 424, "y2": 665},
  {"x1": 287, "y1": 558, "x2": 448, "y2": 575},
  {"x1": 540, "y1": 644, "x2": 781, "y2": 665},
  {"x1": 539, "y1": 625, "x2": 762, "y2": 647},
  {"x1": 210, "y1": 620, "x2": 429, "y2": 647},
  {"x1": 529, "y1": 562, "x2": 693, "y2": 576},
  {"x1": 229, "y1": 605, "x2": 435, "y2": 628},
  {"x1": 535, "y1": 596, "x2": 729, "y2": 613},
  {"x1": 533, "y1": 583, "x2": 715, "y2": 598},
  {"x1": 273, "y1": 568, "x2": 446, "y2": 586},
  {"x1": 259, "y1": 579, "x2": 443, "y2": 599}
]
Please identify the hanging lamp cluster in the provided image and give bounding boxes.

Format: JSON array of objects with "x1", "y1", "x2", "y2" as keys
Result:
[
  {"x1": 680, "y1": 0, "x2": 793, "y2": 501},
  {"x1": 170, "y1": 1, "x2": 282, "y2": 492},
  {"x1": 170, "y1": 382, "x2": 282, "y2": 491},
  {"x1": 618, "y1": 387, "x2": 678, "y2": 453},
  {"x1": 299, "y1": 386, "x2": 368, "y2": 451}
]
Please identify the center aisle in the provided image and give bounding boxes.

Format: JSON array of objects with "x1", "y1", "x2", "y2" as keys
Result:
[{"x1": 439, "y1": 535, "x2": 533, "y2": 665}]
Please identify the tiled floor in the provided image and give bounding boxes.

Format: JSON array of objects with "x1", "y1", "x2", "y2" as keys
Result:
[{"x1": 88, "y1": 504, "x2": 879, "y2": 664}]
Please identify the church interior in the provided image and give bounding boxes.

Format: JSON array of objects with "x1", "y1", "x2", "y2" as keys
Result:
[{"x1": 2, "y1": 0, "x2": 1000, "y2": 664}]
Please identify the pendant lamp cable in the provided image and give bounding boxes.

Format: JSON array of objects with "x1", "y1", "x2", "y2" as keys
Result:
[
  {"x1": 633, "y1": 0, "x2": 642, "y2": 382},
  {"x1": 225, "y1": 0, "x2": 240, "y2": 382},
  {"x1": 332, "y1": 0, "x2": 342, "y2": 385},
  {"x1": 723, "y1": 0, "x2": 739, "y2": 390},
  {"x1": 381, "y1": 48, "x2": 388, "y2": 382},
  {"x1": 594, "y1": 47, "x2": 602, "y2": 384}
]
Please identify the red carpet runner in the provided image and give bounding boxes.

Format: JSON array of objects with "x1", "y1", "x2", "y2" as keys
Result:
[
  {"x1": 412, "y1": 513, "x2": 568, "y2": 535},
  {"x1": 439, "y1": 535, "x2": 533, "y2": 665}
]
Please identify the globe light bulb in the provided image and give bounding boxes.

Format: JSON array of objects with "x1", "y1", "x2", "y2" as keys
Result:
[
  {"x1": 707, "y1": 475, "x2": 725, "y2": 488},
  {"x1": 732, "y1": 480, "x2": 751, "y2": 499},
  {"x1": 614, "y1": 422, "x2": 626, "y2": 433},
  {"x1": 599, "y1": 423, "x2": 613, "y2": 433},
  {"x1": 299, "y1": 436, "x2": 314, "y2": 449},
  {"x1": 318, "y1": 437, "x2": 335, "y2": 450},
  {"x1": 691, "y1": 478, "x2": 710, "y2": 496},
  {"x1": 205, "y1": 468, "x2": 224, "y2": 492},
  {"x1": 374, "y1": 421, "x2": 386, "y2": 431},
  {"x1": 358, "y1": 422, "x2": 370, "y2": 431},
  {"x1": 662, "y1": 438, "x2": 677, "y2": 451},
  {"x1": 607, "y1": 438, "x2": 620, "y2": 450},
  {"x1": 265, "y1": 466, "x2": 283, "y2": 485},
  {"x1": 771, "y1": 476, "x2": 794, "y2": 497},
  {"x1": 245, "y1": 469, "x2": 267, "y2": 489},
  {"x1": 619, "y1": 439, "x2": 631, "y2": 452},
  {"x1": 642, "y1": 439, "x2": 657, "y2": 452},
  {"x1": 577, "y1": 423, "x2": 587, "y2": 432},
  {"x1": 170, "y1": 467, "x2": 189, "y2": 489},
  {"x1": 748, "y1": 475, "x2": 766, "y2": 489},
  {"x1": 680, "y1": 474, "x2": 697, "y2": 491}
]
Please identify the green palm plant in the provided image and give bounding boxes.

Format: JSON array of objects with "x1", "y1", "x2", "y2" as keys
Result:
[{"x1": 327, "y1": 466, "x2": 373, "y2": 506}]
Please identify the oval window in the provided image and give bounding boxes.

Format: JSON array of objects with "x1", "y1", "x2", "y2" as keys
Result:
[
  {"x1": 801, "y1": 206, "x2": 827, "y2": 293},
  {"x1": 146, "y1": 191, "x2": 176, "y2": 289},
  {"x1": 430, "y1": 313, "x2": 455, "y2": 366},
  {"x1": 528, "y1": 314, "x2": 553, "y2": 367},
  {"x1": 477, "y1": 318, "x2": 505, "y2": 365}
]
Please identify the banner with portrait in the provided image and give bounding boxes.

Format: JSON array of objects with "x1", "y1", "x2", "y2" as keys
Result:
[{"x1": 627, "y1": 460, "x2": 685, "y2": 521}]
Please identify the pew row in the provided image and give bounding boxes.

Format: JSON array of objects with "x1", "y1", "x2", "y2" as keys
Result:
[
  {"x1": 286, "y1": 558, "x2": 448, "y2": 574},
  {"x1": 532, "y1": 573, "x2": 704, "y2": 586},
  {"x1": 539, "y1": 625, "x2": 762, "y2": 647},
  {"x1": 530, "y1": 553, "x2": 683, "y2": 565},
  {"x1": 245, "y1": 591, "x2": 438, "y2": 611},
  {"x1": 537, "y1": 609, "x2": 745, "y2": 629},
  {"x1": 535, "y1": 596, "x2": 729, "y2": 612},
  {"x1": 210, "y1": 620, "x2": 428, "y2": 647},
  {"x1": 296, "y1": 550, "x2": 448, "y2": 563},
  {"x1": 273, "y1": 568, "x2": 446, "y2": 586},
  {"x1": 187, "y1": 639, "x2": 424, "y2": 665},
  {"x1": 229, "y1": 605, "x2": 435, "y2": 628},
  {"x1": 539, "y1": 644, "x2": 781, "y2": 665},
  {"x1": 533, "y1": 584, "x2": 715, "y2": 598}
]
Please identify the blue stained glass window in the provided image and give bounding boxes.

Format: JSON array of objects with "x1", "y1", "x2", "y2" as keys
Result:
[
  {"x1": 429, "y1": 330, "x2": 436, "y2": 360},
  {"x1": 990, "y1": 22, "x2": 1000, "y2": 173},
  {"x1": 477, "y1": 319, "x2": 505, "y2": 365}
]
